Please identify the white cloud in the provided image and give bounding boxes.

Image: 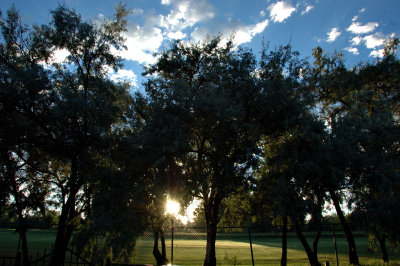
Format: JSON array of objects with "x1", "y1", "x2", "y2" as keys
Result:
[
  {"x1": 167, "y1": 31, "x2": 187, "y2": 39},
  {"x1": 109, "y1": 69, "x2": 138, "y2": 87},
  {"x1": 351, "y1": 36, "x2": 362, "y2": 45},
  {"x1": 344, "y1": 47, "x2": 359, "y2": 55},
  {"x1": 327, "y1": 27, "x2": 341, "y2": 42},
  {"x1": 132, "y1": 8, "x2": 144, "y2": 16},
  {"x1": 352, "y1": 15, "x2": 358, "y2": 22},
  {"x1": 268, "y1": 1, "x2": 296, "y2": 23},
  {"x1": 50, "y1": 48, "x2": 70, "y2": 64},
  {"x1": 250, "y1": 19, "x2": 269, "y2": 36},
  {"x1": 161, "y1": 0, "x2": 171, "y2": 5},
  {"x1": 159, "y1": 0, "x2": 214, "y2": 32},
  {"x1": 121, "y1": 23, "x2": 164, "y2": 64},
  {"x1": 370, "y1": 49, "x2": 384, "y2": 58},
  {"x1": 191, "y1": 18, "x2": 269, "y2": 46},
  {"x1": 347, "y1": 21, "x2": 379, "y2": 34},
  {"x1": 363, "y1": 33, "x2": 385, "y2": 49},
  {"x1": 301, "y1": 5, "x2": 314, "y2": 15},
  {"x1": 260, "y1": 10, "x2": 266, "y2": 17},
  {"x1": 359, "y1": 8, "x2": 366, "y2": 13},
  {"x1": 235, "y1": 19, "x2": 269, "y2": 45}
]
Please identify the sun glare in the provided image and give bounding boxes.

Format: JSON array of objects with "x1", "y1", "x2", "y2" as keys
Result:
[{"x1": 166, "y1": 199, "x2": 180, "y2": 216}]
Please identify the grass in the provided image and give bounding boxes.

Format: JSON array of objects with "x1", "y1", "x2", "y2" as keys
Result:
[{"x1": 1, "y1": 229, "x2": 400, "y2": 265}]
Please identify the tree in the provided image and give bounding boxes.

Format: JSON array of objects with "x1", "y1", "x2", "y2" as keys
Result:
[
  {"x1": 0, "y1": 7, "x2": 53, "y2": 265},
  {"x1": 254, "y1": 44, "x2": 319, "y2": 266},
  {"x1": 340, "y1": 44, "x2": 400, "y2": 263},
  {"x1": 347, "y1": 108, "x2": 400, "y2": 263},
  {"x1": 143, "y1": 37, "x2": 261, "y2": 266},
  {"x1": 143, "y1": 39, "x2": 307, "y2": 266},
  {"x1": 1, "y1": 4, "x2": 133, "y2": 264},
  {"x1": 308, "y1": 41, "x2": 400, "y2": 264},
  {"x1": 256, "y1": 113, "x2": 328, "y2": 266},
  {"x1": 308, "y1": 47, "x2": 362, "y2": 265}
]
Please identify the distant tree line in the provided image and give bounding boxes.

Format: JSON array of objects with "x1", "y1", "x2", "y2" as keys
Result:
[{"x1": 1, "y1": 3, "x2": 399, "y2": 266}]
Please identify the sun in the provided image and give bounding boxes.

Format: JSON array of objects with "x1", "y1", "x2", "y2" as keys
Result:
[{"x1": 166, "y1": 199, "x2": 180, "y2": 216}]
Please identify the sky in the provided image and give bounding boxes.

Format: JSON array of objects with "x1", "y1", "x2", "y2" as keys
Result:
[{"x1": 1, "y1": 0, "x2": 399, "y2": 91}]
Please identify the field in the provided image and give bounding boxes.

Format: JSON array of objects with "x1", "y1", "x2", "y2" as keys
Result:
[{"x1": 1, "y1": 228, "x2": 400, "y2": 265}]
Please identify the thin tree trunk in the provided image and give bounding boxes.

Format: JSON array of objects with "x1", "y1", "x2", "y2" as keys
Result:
[
  {"x1": 10, "y1": 165, "x2": 29, "y2": 266},
  {"x1": 329, "y1": 189, "x2": 359, "y2": 265},
  {"x1": 160, "y1": 228, "x2": 168, "y2": 264},
  {"x1": 377, "y1": 235, "x2": 389, "y2": 264},
  {"x1": 294, "y1": 222, "x2": 321, "y2": 266},
  {"x1": 281, "y1": 215, "x2": 288, "y2": 266},
  {"x1": 18, "y1": 215, "x2": 29, "y2": 266},
  {"x1": 153, "y1": 226, "x2": 169, "y2": 265},
  {"x1": 153, "y1": 229, "x2": 163, "y2": 265},
  {"x1": 52, "y1": 159, "x2": 79, "y2": 266},
  {"x1": 203, "y1": 192, "x2": 221, "y2": 266},
  {"x1": 52, "y1": 196, "x2": 76, "y2": 266}
]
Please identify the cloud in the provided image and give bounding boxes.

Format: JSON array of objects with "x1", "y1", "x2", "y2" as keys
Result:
[
  {"x1": 370, "y1": 49, "x2": 384, "y2": 58},
  {"x1": 159, "y1": 0, "x2": 214, "y2": 32},
  {"x1": 161, "y1": 0, "x2": 171, "y2": 5},
  {"x1": 363, "y1": 33, "x2": 385, "y2": 49},
  {"x1": 250, "y1": 19, "x2": 270, "y2": 36},
  {"x1": 191, "y1": 18, "x2": 269, "y2": 46},
  {"x1": 327, "y1": 27, "x2": 341, "y2": 42},
  {"x1": 268, "y1": 1, "x2": 296, "y2": 23},
  {"x1": 235, "y1": 18, "x2": 269, "y2": 45},
  {"x1": 120, "y1": 22, "x2": 164, "y2": 64},
  {"x1": 48, "y1": 48, "x2": 70, "y2": 64},
  {"x1": 301, "y1": 5, "x2": 314, "y2": 15},
  {"x1": 109, "y1": 69, "x2": 138, "y2": 87},
  {"x1": 351, "y1": 36, "x2": 362, "y2": 45},
  {"x1": 260, "y1": 10, "x2": 266, "y2": 17},
  {"x1": 347, "y1": 21, "x2": 379, "y2": 34},
  {"x1": 132, "y1": 8, "x2": 144, "y2": 16},
  {"x1": 167, "y1": 31, "x2": 187, "y2": 39},
  {"x1": 344, "y1": 47, "x2": 359, "y2": 55}
]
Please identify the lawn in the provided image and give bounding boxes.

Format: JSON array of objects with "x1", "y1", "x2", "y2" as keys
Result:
[{"x1": 1, "y1": 228, "x2": 400, "y2": 265}]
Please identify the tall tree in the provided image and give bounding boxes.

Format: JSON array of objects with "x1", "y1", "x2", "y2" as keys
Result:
[
  {"x1": 308, "y1": 41, "x2": 400, "y2": 264},
  {"x1": 1, "y1": 4, "x2": 133, "y2": 265},
  {"x1": 308, "y1": 47, "x2": 361, "y2": 265},
  {"x1": 144, "y1": 39, "x2": 306, "y2": 266},
  {"x1": 341, "y1": 43, "x2": 400, "y2": 263},
  {"x1": 143, "y1": 37, "x2": 259, "y2": 266},
  {"x1": 255, "y1": 44, "x2": 316, "y2": 266},
  {"x1": 0, "y1": 7, "x2": 53, "y2": 265},
  {"x1": 257, "y1": 114, "x2": 328, "y2": 266}
]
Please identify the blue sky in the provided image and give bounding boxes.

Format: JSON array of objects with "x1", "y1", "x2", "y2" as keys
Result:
[{"x1": 1, "y1": 0, "x2": 399, "y2": 90}]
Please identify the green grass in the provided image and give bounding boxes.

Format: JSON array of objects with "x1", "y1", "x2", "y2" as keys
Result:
[
  {"x1": 1, "y1": 229, "x2": 400, "y2": 265},
  {"x1": 0, "y1": 229, "x2": 57, "y2": 257}
]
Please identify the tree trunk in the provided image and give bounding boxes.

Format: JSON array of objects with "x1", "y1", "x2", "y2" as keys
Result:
[
  {"x1": 203, "y1": 192, "x2": 221, "y2": 266},
  {"x1": 204, "y1": 222, "x2": 218, "y2": 266},
  {"x1": 153, "y1": 229, "x2": 163, "y2": 265},
  {"x1": 377, "y1": 235, "x2": 389, "y2": 263},
  {"x1": 51, "y1": 196, "x2": 76, "y2": 266},
  {"x1": 153, "y1": 228, "x2": 169, "y2": 266},
  {"x1": 10, "y1": 166, "x2": 29, "y2": 266},
  {"x1": 52, "y1": 159, "x2": 79, "y2": 266},
  {"x1": 160, "y1": 228, "x2": 168, "y2": 263},
  {"x1": 294, "y1": 222, "x2": 321, "y2": 266},
  {"x1": 17, "y1": 215, "x2": 29, "y2": 266},
  {"x1": 329, "y1": 189, "x2": 359, "y2": 265},
  {"x1": 281, "y1": 215, "x2": 288, "y2": 266}
]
